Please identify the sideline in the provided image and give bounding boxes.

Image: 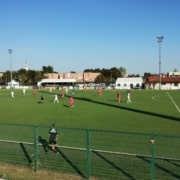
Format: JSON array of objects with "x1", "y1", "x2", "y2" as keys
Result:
[{"x1": 167, "y1": 92, "x2": 180, "y2": 113}]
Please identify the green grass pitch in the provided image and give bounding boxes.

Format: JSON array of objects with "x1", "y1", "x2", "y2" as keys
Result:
[
  {"x1": 0, "y1": 88, "x2": 179, "y2": 135},
  {"x1": 0, "y1": 88, "x2": 179, "y2": 179}
]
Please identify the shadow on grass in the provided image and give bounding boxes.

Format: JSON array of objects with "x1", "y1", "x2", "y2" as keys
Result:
[
  {"x1": 75, "y1": 96, "x2": 180, "y2": 122},
  {"x1": 164, "y1": 158, "x2": 180, "y2": 167},
  {"x1": 38, "y1": 136, "x2": 49, "y2": 153},
  {"x1": 63, "y1": 104, "x2": 69, "y2": 108},
  {"x1": 38, "y1": 136, "x2": 85, "y2": 178},
  {"x1": 93, "y1": 151, "x2": 135, "y2": 179},
  {"x1": 137, "y1": 156, "x2": 180, "y2": 179},
  {"x1": 20, "y1": 143, "x2": 32, "y2": 165},
  {"x1": 56, "y1": 147, "x2": 86, "y2": 179},
  {"x1": 39, "y1": 90, "x2": 179, "y2": 122}
]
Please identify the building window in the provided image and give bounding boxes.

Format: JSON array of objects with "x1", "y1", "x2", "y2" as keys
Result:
[
  {"x1": 130, "y1": 83, "x2": 133, "y2": 88},
  {"x1": 136, "y1": 83, "x2": 140, "y2": 88}
]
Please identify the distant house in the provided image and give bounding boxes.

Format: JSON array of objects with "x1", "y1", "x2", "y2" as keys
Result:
[
  {"x1": 144, "y1": 75, "x2": 180, "y2": 90},
  {"x1": 44, "y1": 72, "x2": 101, "y2": 83},
  {"x1": 115, "y1": 77, "x2": 143, "y2": 89},
  {"x1": 168, "y1": 71, "x2": 180, "y2": 77},
  {"x1": 37, "y1": 78, "x2": 76, "y2": 89},
  {"x1": 7, "y1": 80, "x2": 19, "y2": 89}
]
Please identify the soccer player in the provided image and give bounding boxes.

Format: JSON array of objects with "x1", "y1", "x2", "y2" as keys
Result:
[
  {"x1": 61, "y1": 89, "x2": 65, "y2": 98},
  {"x1": 11, "y1": 91, "x2": 14, "y2": 98},
  {"x1": 48, "y1": 124, "x2": 58, "y2": 151},
  {"x1": 40, "y1": 94, "x2": 44, "y2": 103},
  {"x1": 22, "y1": 88, "x2": 26, "y2": 95},
  {"x1": 98, "y1": 88, "x2": 102, "y2": 96},
  {"x1": 53, "y1": 94, "x2": 59, "y2": 103},
  {"x1": 127, "y1": 90, "x2": 132, "y2": 103},
  {"x1": 117, "y1": 91, "x2": 121, "y2": 103},
  {"x1": 69, "y1": 96, "x2": 74, "y2": 108},
  {"x1": 33, "y1": 89, "x2": 37, "y2": 95}
]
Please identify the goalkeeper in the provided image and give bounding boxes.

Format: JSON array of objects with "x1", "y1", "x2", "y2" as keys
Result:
[{"x1": 48, "y1": 123, "x2": 59, "y2": 151}]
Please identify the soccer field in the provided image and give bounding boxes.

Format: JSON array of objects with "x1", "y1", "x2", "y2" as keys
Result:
[
  {"x1": 0, "y1": 88, "x2": 179, "y2": 135},
  {"x1": 0, "y1": 88, "x2": 180, "y2": 179}
]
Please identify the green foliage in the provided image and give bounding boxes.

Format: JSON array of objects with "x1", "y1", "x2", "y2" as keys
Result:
[
  {"x1": 84, "y1": 66, "x2": 128, "y2": 83},
  {"x1": 2, "y1": 69, "x2": 44, "y2": 85},
  {"x1": 42, "y1": 65, "x2": 54, "y2": 73}
]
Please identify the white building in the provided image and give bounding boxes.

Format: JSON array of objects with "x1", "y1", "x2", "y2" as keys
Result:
[
  {"x1": 7, "y1": 80, "x2": 19, "y2": 89},
  {"x1": 115, "y1": 77, "x2": 143, "y2": 89},
  {"x1": 167, "y1": 71, "x2": 180, "y2": 77},
  {"x1": 37, "y1": 78, "x2": 76, "y2": 89}
]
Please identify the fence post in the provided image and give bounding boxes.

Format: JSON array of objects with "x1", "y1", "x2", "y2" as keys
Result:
[
  {"x1": 86, "y1": 129, "x2": 91, "y2": 180},
  {"x1": 34, "y1": 126, "x2": 38, "y2": 172},
  {"x1": 150, "y1": 132, "x2": 155, "y2": 180}
]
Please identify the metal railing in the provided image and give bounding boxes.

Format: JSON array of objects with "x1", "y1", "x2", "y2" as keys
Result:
[{"x1": 0, "y1": 123, "x2": 179, "y2": 179}]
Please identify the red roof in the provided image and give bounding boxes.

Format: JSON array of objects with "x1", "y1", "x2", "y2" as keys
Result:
[{"x1": 145, "y1": 75, "x2": 180, "y2": 83}]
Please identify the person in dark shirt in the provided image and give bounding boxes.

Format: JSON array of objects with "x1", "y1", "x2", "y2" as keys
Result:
[
  {"x1": 48, "y1": 123, "x2": 58, "y2": 151},
  {"x1": 40, "y1": 94, "x2": 44, "y2": 103}
]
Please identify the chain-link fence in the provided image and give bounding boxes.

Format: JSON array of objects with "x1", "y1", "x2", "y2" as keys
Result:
[{"x1": 0, "y1": 123, "x2": 179, "y2": 179}]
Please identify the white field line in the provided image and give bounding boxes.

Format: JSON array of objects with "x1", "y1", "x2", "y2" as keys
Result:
[
  {"x1": 152, "y1": 95, "x2": 167, "y2": 102},
  {"x1": 167, "y1": 92, "x2": 180, "y2": 113}
]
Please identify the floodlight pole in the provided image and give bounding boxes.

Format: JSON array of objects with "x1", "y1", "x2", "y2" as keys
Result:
[
  {"x1": 8, "y1": 49, "x2": 13, "y2": 86},
  {"x1": 156, "y1": 36, "x2": 163, "y2": 90}
]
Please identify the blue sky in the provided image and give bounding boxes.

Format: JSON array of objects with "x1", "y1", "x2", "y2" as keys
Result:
[{"x1": 0, "y1": 0, "x2": 179, "y2": 75}]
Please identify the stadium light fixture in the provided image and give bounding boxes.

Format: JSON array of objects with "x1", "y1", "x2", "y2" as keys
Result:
[
  {"x1": 156, "y1": 36, "x2": 164, "y2": 90},
  {"x1": 8, "y1": 49, "x2": 13, "y2": 87}
]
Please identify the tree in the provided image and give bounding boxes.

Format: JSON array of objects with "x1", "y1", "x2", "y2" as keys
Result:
[
  {"x1": 143, "y1": 72, "x2": 157, "y2": 79},
  {"x1": 16, "y1": 69, "x2": 44, "y2": 85},
  {"x1": 18, "y1": 69, "x2": 28, "y2": 85},
  {"x1": 84, "y1": 68, "x2": 101, "y2": 73},
  {"x1": 26, "y1": 70, "x2": 44, "y2": 85},
  {"x1": 109, "y1": 67, "x2": 119, "y2": 83},
  {"x1": 86, "y1": 67, "x2": 127, "y2": 84},
  {"x1": 34, "y1": 71, "x2": 45, "y2": 83},
  {"x1": 42, "y1": 66, "x2": 54, "y2": 73},
  {"x1": 119, "y1": 67, "x2": 126, "y2": 77},
  {"x1": 2, "y1": 71, "x2": 10, "y2": 85},
  {"x1": 94, "y1": 74, "x2": 106, "y2": 83},
  {"x1": 128, "y1": 74, "x2": 140, "y2": 77}
]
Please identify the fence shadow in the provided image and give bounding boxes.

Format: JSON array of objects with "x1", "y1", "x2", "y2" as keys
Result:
[
  {"x1": 164, "y1": 159, "x2": 180, "y2": 167},
  {"x1": 93, "y1": 150, "x2": 135, "y2": 179},
  {"x1": 20, "y1": 143, "x2": 32, "y2": 165},
  {"x1": 56, "y1": 147, "x2": 86, "y2": 179},
  {"x1": 137, "y1": 156, "x2": 180, "y2": 179}
]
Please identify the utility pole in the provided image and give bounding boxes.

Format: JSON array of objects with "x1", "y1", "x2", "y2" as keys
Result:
[
  {"x1": 8, "y1": 49, "x2": 13, "y2": 87},
  {"x1": 156, "y1": 36, "x2": 164, "y2": 90}
]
